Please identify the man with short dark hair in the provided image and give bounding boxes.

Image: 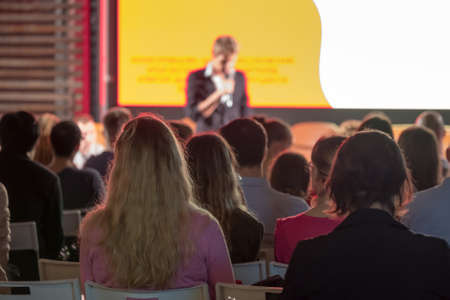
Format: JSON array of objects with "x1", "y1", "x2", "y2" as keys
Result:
[
  {"x1": 220, "y1": 118, "x2": 309, "y2": 234},
  {"x1": 186, "y1": 36, "x2": 250, "y2": 133},
  {"x1": 48, "y1": 121, "x2": 104, "y2": 210},
  {"x1": 0, "y1": 111, "x2": 63, "y2": 259},
  {"x1": 84, "y1": 107, "x2": 132, "y2": 180}
]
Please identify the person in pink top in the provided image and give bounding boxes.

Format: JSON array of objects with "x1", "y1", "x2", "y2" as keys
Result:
[
  {"x1": 79, "y1": 114, "x2": 234, "y2": 298},
  {"x1": 274, "y1": 136, "x2": 346, "y2": 264}
]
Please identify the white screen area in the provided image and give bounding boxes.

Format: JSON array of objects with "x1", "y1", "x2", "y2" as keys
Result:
[{"x1": 314, "y1": 0, "x2": 450, "y2": 109}]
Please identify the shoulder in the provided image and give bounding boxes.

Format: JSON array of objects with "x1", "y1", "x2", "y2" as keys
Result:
[
  {"x1": 272, "y1": 189, "x2": 309, "y2": 209},
  {"x1": 30, "y1": 161, "x2": 59, "y2": 185},
  {"x1": 277, "y1": 211, "x2": 308, "y2": 229},
  {"x1": 80, "y1": 207, "x2": 105, "y2": 242},
  {"x1": 188, "y1": 69, "x2": 206, "y2": 80},
  {"x1": 188, "y1": 204, "x2": 221, "y2": 232},
  {"x1": 80, "y1": 167, "x2": 103, "y2": 180},
  {"x1": 232, "y1": 208, "x2": 263, "y2": 230}
]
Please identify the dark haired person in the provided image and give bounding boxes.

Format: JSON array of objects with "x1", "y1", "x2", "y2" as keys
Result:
[
  {"x1": 187, "y1": 133, "x2": 263, "y2": 263},
  {"x1": 48, "y1": 121, "x2": 104, "y2": 210},
  {"x1": 269, "y1": 152, "x2": 309, "y2": 198},
  {"x1": 274, "y1": 136, "x2": 345, "y2": 264},
  {"x1": 281, "y1": 131, "x2": 450, "y2": 300},
  {"x1": 357, "y1": 115, "x2": 394, "y2": 138},
  {"x1": 0, "y1": 111, "x2": 63, "y2": 259},
  {"x1": 84, "y1": 107, "x2": 132, "y2": 180},
  {"x1": 398, "y1": 126, "x2": 441, "y2": 192},
  {"x1": 220, "y1": 118, "x2": 309, "y2": 235},
  {"x1": 416, "y1": 111, "x2": 448, "y2": 177},
  {"x1": 252, "y1": 116, "x2": 293, "y2": 178},
  {"x1": 185, "y1": 36, "x2": 250, "y2": 133},
  {"x1": 169, "y1": 120, "x2": 194, "y2": 145}
]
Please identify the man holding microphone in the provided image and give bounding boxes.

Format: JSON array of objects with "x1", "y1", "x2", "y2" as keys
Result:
[{"x1": 185, "y1": 36, "x2": 251, "y2": 133}]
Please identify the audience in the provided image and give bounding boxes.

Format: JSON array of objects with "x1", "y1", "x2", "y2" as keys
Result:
[
  {"x1": 339, "y1": 119, "x2": 361, "y2": 136},
  {"x1": 415, "y1": 111, "x2": 448, "y2": 177},
  {"x1": 31, "y1": 113, "x2": 60, "y2": 166},
  {"x1": 274, "y1": 136, "x2": 345, "y2": 264},
  {"x1": 73, "y1": 114, "x2": 105, "y2": 169},
  {"x1": 252, "y1": 116, "x2": 293, "y2": 178},
  {"x1": 398, "y1": 126, "x2": 441, "y2": 191},
  {"x1": 0, "y1": 111, "x2": 63, "y2": 259},
  {"x1": 220, "y1": 118, "x2": 309, "y2": 234},
  {"x1": 169, "y1": 120, "x2": 194, "y2": 145},
  {"x1": 357, "y1": 115, "x2": 394, "y2": 138},
  {"x1": 281, "y1": 131, "x2": 450, "y2": 300},
  {"x1": 48, "y1": 121, "x2": 105, "y2": 210},
  {"x1": 269, "y1": 152, "x2": 310, "y2": 198},
  {"x1": 186, "y1": 133, "x2": 264, "y2": 263},
  {"x1": 80, "y1": 114, "x2": 234, "y2": 296},
  {"x1": 0, "y1": 183, "x2": 9, "y2": 281},
  {"x1": 84, "y1": 107, "x2": 132, "y2": 180}
]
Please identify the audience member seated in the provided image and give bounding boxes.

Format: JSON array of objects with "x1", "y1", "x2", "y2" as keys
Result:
[
  {"x1": 186, "y1": 133, "x2": 264, "y2": 263},
  {"x1": 220, "y1": 118, "x2": 309, "y2": 234},
  {"x1": 0, "y1": 183, "x2": 9, "y2": 280},
  {"x1": 403, "y1": 175, "x2": 450, "y2": 245},
  {"x1": 169, "y1": 120, "x2": 194, "y2": 145},
  {"x1": 31, "y1": 113, "x2": 60, "y2": 166},
  {"x1": 274, "y1": 136, "x2": 345, "y2": 264},
  {"x1": 84, "y1": 107, "x2": 132, "y2": 180},
  {"x1": 415, "y1": 111, "x2": 448, "y2": 177},
  {"x1": 73, "y1": 114, "x2": 105, "y2": 169},
  {"x1": 339, "y1": 119, "x2": 361, "y2": 136},
  {"x1": 269, "y1": 152, "x2": 310, "y2": 198},
  {"x1": 357, "y1": 115, "x2": 394, "y2": 138},
  {"x1": 0, "y1": 111, "x2": 63, "y2": 259},
  {"x1": 398, "y1": 126, "x2": 441, "y2": 191},
  {"x1": 281, "y1": 131, "x2": 450, "y2": 300},
  {"x1": 80, "y1": 114, "x2": 234, "y2": 297},
  {"x1": 48, "y1": 121, "x2": 105, "y2": 210},
  {"x1": 252, "y1": 116, "x2": 293, "y2": 178}
]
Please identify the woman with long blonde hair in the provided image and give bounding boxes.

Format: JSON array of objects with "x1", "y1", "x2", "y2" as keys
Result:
[
  {"x1": 80, "y1": 114, "x2": 234, "y2": 296},
  {"x1": 186, "y1": 133, "x2": 263, "y2": 263}
]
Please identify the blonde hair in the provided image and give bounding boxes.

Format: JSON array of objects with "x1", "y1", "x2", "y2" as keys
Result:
[
  {"x1": 213, "y1": 35, "x2": 238, "y2": 57},
  {"x1": 186, "y1": 133, "x2": 246, "y2": 249},
  {"x1": 82, "y1": 113, "x2": 195, "y2": 289},
  {"x1": 32, "y1": 113, "x2": 60, "y2": 165}
]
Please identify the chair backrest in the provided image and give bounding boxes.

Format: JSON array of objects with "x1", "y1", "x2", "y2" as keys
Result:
[
  {"x1": 0, "y1": 279, "x2": 81, "y2": 300},
  {"x1": 10, "y1": 222, "x2": 39, "y2": 254},
  {"x1": 268, "y1": 262, "x2": 288, "y2": 278},
  {"x1": 232, "y1": 261, "x2": 266, "y2": 285},
  {"x1": 62, "y1": 210, "x2": 82, "y2": 237},
  {"x1": 84, "y1": 281, "x2": 210, "y2": 300},
  {"x1": 39, "y1": 259, "x2": 80, "y2": 281},
  {"x1": 215, "y1": 283, "x2": 282, "y2": 300}
]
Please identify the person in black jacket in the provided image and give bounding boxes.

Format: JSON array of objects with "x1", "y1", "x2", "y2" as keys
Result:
[
  {"x1": 186, "y1": 133, "x2": 263, "y2": 263},
  {"x1": 0, "y1": 111, "x2": 63, "y2": 259},
  {"x1": 281, "y1": 130, "x2": 450, "y2": 300},
  {"x1": 185, "y1": 36, "x2": 250, "y2": 133}
]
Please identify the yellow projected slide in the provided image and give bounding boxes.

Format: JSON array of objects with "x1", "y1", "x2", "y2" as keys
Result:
[{"x1": 118, "y1": 0, "x2": 330, "y2": 108}]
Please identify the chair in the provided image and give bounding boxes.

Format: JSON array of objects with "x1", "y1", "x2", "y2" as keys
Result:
[
  {"x1": 268, "y1": 262, "x2": 288, "y2": 278},
  {"x1": 232, "y1": 260, "x2": 266, "y2": 285},
  {"x1": 10, "y1": 222, "x2": 39, "y2": 254},
  {"x1": 84, "y1": 281, "x2": 210, "y2": 300},
  {"x1": 39, "y1": 259, "x2": 80, "y2": 281},
  {"x1": 258, "y1": 248, "x2": 274, "y2": 276},
  {"x1": 0, "y1": 279, "x2": 81, "y2": 300},
  {"x1": 10, "y1": 222, "x2": 40, "y2": 281},
  {"x1": 216, "y1": 283, "x2": 282, "y2": 300},
  {"x1": 62, "y1": 210, "x2": 82, "y2": 237}
]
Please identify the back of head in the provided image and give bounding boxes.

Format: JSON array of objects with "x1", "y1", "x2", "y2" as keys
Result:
[
  {"x1": 311, "y1": 135, "x2": 346, "y2": 180},
  {"x1": 252, "y1": 115, "x2": 292, "y2": 148},
  {"x1": 32, "y1": 113, "x2": 60, "y2": 165},
  {"x1": 213, "y1": 35, "x2": 238, "y2": 57},
  {"x1": 357, "y1": 116, "x2": 394, "y2": 138},
  {"x1": 169, "y1": 120, "x2": 194, "y2": 145},
  {"x1": 186, "y1": 133, "x2": 242, "y2": 241},
  {"x1": 0, "y1": 111, "x2": 38, "y2": 154},
  {"x1": 327, "y1": 131, "x2": 412, "y2": 216},
  {"x1": 219, "y1": 118, "x2": 267, "y2": 168},
  {"x1": 415, "y1": 111, "x2": 445, "y2": 141},
  {"x1": 103, "y1": 107, "x2": 132, "y2": 147},
  {"x1": 97, "y1": 113, "x2": 193, "y2": 289},
  {"x1": 270, "y1": 152, "x2": 309, "y2": 198},
  {"x1": 50, "y1": 121, "x2": 82, "y2": 158},
  {"x1": 398, "y1": 126, "x2": 440, "y2": 191}
]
